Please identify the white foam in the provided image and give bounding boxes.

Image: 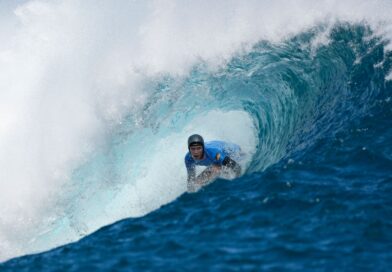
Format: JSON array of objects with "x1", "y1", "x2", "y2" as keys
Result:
[
  {"x1": 22, "y1": 110, "x2": 257, "y2": 257},
  {"x1": 1, "y1": 0, "x2": 392, "y2": 261}
]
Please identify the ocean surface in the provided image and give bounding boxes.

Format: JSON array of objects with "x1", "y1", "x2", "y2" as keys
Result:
[{"x1": 1, "y1": 1, "x2": 392, "y2": 271}]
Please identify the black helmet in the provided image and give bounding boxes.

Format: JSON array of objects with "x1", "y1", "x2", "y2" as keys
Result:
[{"x1": 188, "y1": 134, "x2": 204, "y2": 148}]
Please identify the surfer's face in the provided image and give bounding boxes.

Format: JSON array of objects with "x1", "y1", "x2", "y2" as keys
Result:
[{"x1": 190, "y1": 145, "x2": 203, "y2": 160}]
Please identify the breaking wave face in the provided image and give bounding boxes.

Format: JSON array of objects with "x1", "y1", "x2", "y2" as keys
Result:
[{"x1": 1, "y1": 0, "x2": 392, "y2": 262}]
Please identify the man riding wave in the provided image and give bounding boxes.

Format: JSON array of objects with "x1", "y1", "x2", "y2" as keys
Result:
[{"x1": 185, "y1": 134, "x2": 242, "y2": 192}]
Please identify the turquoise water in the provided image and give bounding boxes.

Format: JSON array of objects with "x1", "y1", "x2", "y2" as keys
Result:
[{"x1": 1, "y1": 22, "x2": 392, "y2": 271}]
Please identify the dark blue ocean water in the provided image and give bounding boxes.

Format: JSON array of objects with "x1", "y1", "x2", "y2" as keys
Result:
[{"x1": 2, "y1": 24, "x2": 392, "y2": 271}]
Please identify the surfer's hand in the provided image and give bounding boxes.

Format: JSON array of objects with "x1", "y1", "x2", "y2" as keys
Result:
[{"x1": 211, "y1": 165, "x2": 221, "y2": 174}]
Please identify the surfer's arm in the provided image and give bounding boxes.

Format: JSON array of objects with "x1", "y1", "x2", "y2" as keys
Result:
[
  {"x1": 222, "y1": 156, "x2": 241, "y2": 177},
  {"x1": 194, "y1": 165, "x2": 221, "y2": 186},
  {"x1": 187, "y1": 165, "x2": 196, "y2": 182},
  {"x1": 186, "y1": 164, "x2": 197, "y2": 191}
]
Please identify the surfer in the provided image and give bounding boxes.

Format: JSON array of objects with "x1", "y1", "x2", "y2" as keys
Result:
[{"x1": 185, "y1": 134, "x2": 242, "y2": 192}]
